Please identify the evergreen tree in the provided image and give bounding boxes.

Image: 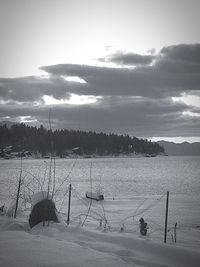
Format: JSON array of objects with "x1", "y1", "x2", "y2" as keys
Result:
[{"x1": 0, "y1": 123, "x2": 165, "y2": 156}]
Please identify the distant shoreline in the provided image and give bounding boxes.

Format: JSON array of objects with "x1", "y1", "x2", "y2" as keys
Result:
[{"x1": 1, "y1": 154, "x2": 200, "y2": 161}]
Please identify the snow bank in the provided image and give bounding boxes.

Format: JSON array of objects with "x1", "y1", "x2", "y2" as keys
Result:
[{"x1": 0, "y1": 216, "x2": 200, "y2": 267}]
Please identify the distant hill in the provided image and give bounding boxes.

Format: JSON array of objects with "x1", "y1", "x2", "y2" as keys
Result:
[
  {"x1": 157, "y1": 141, "x2": 200, "y2": 156},
  {"x1": 0, "y1": 123, "x2": 164, "y2": 157}
]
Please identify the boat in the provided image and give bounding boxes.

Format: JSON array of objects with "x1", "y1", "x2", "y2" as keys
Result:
[
  {"x1": 145, "y1": 154, "x2": 157, "y2": 157},
  {"x1": 86, "y1": 189, "x2": 104, "y2": 201}
]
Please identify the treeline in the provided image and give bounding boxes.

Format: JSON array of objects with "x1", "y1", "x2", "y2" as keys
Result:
[{"x1": 0, "y1": 123, "x2": 164, "y2": 156}]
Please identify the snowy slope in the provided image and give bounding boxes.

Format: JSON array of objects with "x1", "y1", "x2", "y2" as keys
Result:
[{"x1": 0, "y1": 216, "x2": 200, "y2": 267}]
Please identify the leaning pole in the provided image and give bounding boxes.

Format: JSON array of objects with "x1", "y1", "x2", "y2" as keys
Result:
[
  {"x1": 164, "y1": 191, "x2": 169, "y2": 243},
  {"x1": 67, "y1": 184, "x2": 72, "y2": 225}
]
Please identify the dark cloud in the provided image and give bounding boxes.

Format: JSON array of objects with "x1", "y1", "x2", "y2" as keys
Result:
[
  {"x1": 155, "y1": 44, "x2": 200, "y2": 73},
  {"x1": 40, "y1": 66, "x2": 198, "y2": 99},
  {"x1": 0, "y1": 43, "x2": 200, "y2": 139},
  {"x1": 99, "y1": 52, "x2": 155, "y2": 66},
  {"x1": 0, "y1": 95, "x2": 199, "y2": 138},
  {"x1": 41, "y1": 43, "x2": 200, "y2": 97},
  {"x1": 1, "y1": 43, "x2": 200, "y2": 103},
  {"x1": 0, "y1": 75, "x2": 80, "y2": 102},
  {"x1": 160, "y1": 44, "x2": 200, "y2": 63}
]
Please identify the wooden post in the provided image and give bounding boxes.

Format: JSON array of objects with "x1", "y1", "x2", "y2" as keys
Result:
[
  {"x1": 174, "y1": 222, "x2": 177, "y2": 243},
  {"x1": 164, "y1": 191, "x2": 169, "y2": 243},
  {"x1": 14, "y1": 156, "x2": 23, "y2": 218},
  {"x1": 67, "y1": 184, "x2": 72, "y2": 225}
]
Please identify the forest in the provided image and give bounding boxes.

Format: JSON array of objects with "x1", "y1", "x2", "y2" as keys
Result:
[{"x1": 0, "y1": 123, "x2": 164, "y2": 157}]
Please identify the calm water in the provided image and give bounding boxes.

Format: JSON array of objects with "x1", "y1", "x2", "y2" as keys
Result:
[{"x1": 0, "y1": 156, "x2": 199, "y2": 203}]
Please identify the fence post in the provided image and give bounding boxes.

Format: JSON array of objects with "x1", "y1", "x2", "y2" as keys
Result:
[
  {"x1": 164, "y1": 191, "x2": 169, "y2": 243},
  {"x1": 14, "y1": 156, "x2": 23, "y2": 218},
  {"x1": 67, "y1": 184, "x2": 72, "y2": 225},
  {"x1": 174, "y1": 222, "x2": 177, "y2": 243}
]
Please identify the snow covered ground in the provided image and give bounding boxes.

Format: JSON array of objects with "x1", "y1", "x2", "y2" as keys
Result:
[
  {"x1": 0, "y1": 157, "x2": 199, "y2": 266},
  {"x1": 0, "y1": 197, "x2": 200, "y2": 267}
]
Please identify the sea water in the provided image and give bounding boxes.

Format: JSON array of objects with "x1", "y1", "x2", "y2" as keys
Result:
[{"x1": 0, "y1": 156, "x2": 199, "y2": 197}]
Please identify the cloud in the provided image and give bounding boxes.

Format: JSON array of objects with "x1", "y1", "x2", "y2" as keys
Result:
[
  {"x1": 0, "y1": 43, "x2": 200, "y2": 139},
  {"x1": 0, "y1": 95, "x2": 199, "y2": 138},
  {"x1": 99, "y1": 52, "x2": 155, "y2": 66},
  {"x1": 160, "y1": 44, "x2": 200, "y2": 64},
  {"x1": 0, "y1": 76, "x2": 79, "y2": 102},
  {"x1": 40, "y1": 43, "x2": 200, "y2": 97},
  {"x1": 39, "y1": 65, "x2": 196, "y2": 99},
  {"x1": 1, "y1": 43, "x2": 200, "y2": 102},
  {"x1": 155, "y1": 43, "x2": 200, "y2": 73}
]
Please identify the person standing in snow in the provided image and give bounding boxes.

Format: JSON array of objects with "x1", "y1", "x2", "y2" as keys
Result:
[{"x1": 139, "y1": 217, "x2": 148, "y2": 236}]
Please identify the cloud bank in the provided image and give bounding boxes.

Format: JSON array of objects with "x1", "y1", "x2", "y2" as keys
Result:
[
  {"x1": 0, "y1": 44, "x2": 200, "y2": 139},
  {"x1": 99, "y1": 52, "x2": 155, "y2": 66}
]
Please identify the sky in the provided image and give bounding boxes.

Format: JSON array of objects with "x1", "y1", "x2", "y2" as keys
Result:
[{"x1": 0, "y1": 0, "x2": 200, "y2": 143}]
